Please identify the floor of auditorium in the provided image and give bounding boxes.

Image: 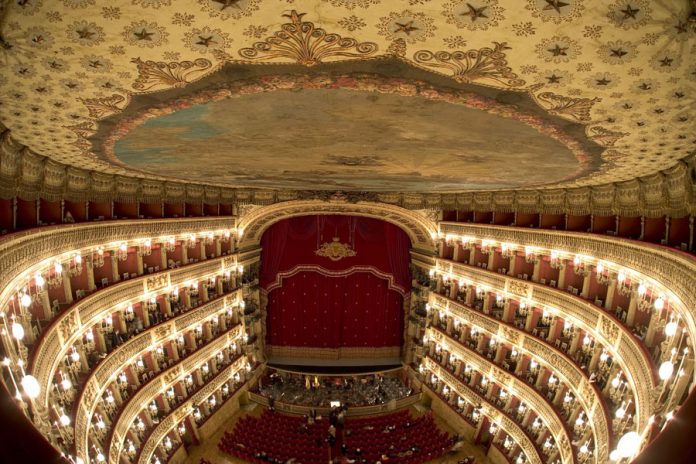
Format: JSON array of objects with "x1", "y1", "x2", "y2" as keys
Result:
[{"x1": 184, "y1": 403, "x2": 491, "y2": 464}]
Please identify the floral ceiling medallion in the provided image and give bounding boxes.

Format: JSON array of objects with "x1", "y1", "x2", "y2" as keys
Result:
[
  {"x1": 315, "y1": 237, "x2": 357, "y2": 261},
  {"x1": 131, "y1": 57, "x2": 213, "y2": 92},
  {"x1": 413, "y1": 42, "x2": 525, "y2": 88},
  {"x1": 237, "y1": 10, "x2": 378, "y2": 66}
]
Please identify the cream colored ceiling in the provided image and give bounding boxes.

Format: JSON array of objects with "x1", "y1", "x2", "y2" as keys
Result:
[{"x1": 0, "y1": 0, "x2": 695, "y2": 192}]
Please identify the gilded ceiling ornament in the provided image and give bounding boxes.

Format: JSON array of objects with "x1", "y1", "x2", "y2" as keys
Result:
[
  {"x1": 442, "y1": 0, "x2": 505, "y2": 31},
  {"x1": 122, "y1": 20, "x2": 169, "y2": 48},
  {"x1": 525, "y1": 0, "x2": 584, "y2": 23},
  {"x1": 62, "y1": 0, "x2": 95, "y2": 7},
  {"x1": 338, "y1": 15, "x2": 367, "y2": 32},
  {"x1": 238, "y1": 10, "x2": 378, "y2": 66},
  {"x1": 588, "y1": 126, "x2": 628, "y2": 147},
  {"x1": 63, "y1": 121, "x2": 96, "y2": 139},
  {"x1": 607, "y1": 0, "x2": 652, "y2": 30},
  {"x1": 198, "y1": 0, "x2": 260, "y2": 21},
  {"x1": 15, "y1": 0, "x2": 43, "y2": 16},
  {"x1": 377, "y1": 10, "x2": 436, "y2": 44},
  {"x1": 534, "y1": 91, "x2": 599, "y2": 122},
  {"x1": 315, "y1": 237, "x2": 357, "y2": 261},
  {"x1": 132, "y1": 0, "x2": 172, "y2": 8},
  {"x1": 535, "y1": 36, "x2": 581, "y2": 63},
  {"x1": 413, "y1": 42, "x2": 525, "y2": 88},
  {"x1": 597, "y1": 40, "x2": 637, "y2": 65},
  {"x1": 79, "y1": 54, "x2": 113, "y2": 73},
  {"x1": 78, "y1": 94, "x2": 127, "y2": 119},
  {"x1": 65, "y1": 20, "x2": 105, "y2": 47},
  {"x1": 322, "y1": 0, "x2": 380, "y2": 9},
  {"x1": 130, "y1": 57, "x2": 213, "y2": 92},
  {"x1": 183, "y1": 26, "x2": 232, "y2": 54},
  {"x1": 386, "y1": 38, "x2": 407, "y2": 57}
]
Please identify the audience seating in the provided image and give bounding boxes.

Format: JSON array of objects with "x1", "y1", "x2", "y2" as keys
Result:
[{"x1": 218, "y1": 409, "x2": 451, "y2": 464}]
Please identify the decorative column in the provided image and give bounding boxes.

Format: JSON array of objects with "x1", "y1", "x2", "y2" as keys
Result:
[
  {"x1": 604, "y1": 277, "x2": 618, "y2": 310},
  {"x1": 136, "y1": 248, "x2": 144, "y2": 276},
  {"x1": 557, "y1": 260, "x2": 567, "y2": 290},
  {"x1": 531, "y1": 260, "x2": 541, "y2": 283},
  {"x1": 111, "y1": 255, "x2": 120, "y2": 283},
  {"x1": 200, "y1": 241, "x2": 207, "y2": 261},
  {"x1": 160, "y1": 245, "x2": 168, "y2": 270},
  {"x1": 62, "y1": 271, "x2": 73, "y2": 304},
  {"x1": 580, "y1": 271, "x2": 592, "y2": 299},
  {"x1": 507, "y1": 253, "x2": 517, "y2": 277},
  {"x1": 626, "y1": 290, "x2": 639, "y2": 326},
  {"x1": 181, "y1": 246, "x2": 188, "y2": 265},
  {"x1": 86, "y1": 256, "x2": 96, "y2": 292}
]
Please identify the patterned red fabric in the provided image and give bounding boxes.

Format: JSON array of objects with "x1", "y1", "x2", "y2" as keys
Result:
[{"x1": 261, "y1": 216, "x2": 411, "y2": 350}]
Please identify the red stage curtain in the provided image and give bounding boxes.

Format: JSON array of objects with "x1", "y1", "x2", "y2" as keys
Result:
[
  {"x1": 267, "y1": 271, "x2": 403, "y2": 348},
  {"x1": 260, "y1": 216, "x2": 411, "y2": 353}
]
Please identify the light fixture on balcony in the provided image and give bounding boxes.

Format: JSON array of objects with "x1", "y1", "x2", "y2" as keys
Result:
[
  {"x1": 117, "y1": 243, "x2": 128, "y2": 261},
  {"x1": 549, "y1": 250, "x2": 562, "y2": 269},
  {"x1": 595, "y1": 262, "x2": 610, "y2": 284},
  {"x1": 501, "y1": 243, "x2": 514, "y2": 259},
  {"x1": 68, "y1": 254, "x2": 82, "y2": 277},
  {"x1": 524, "y1": 246, "x2": 538, "y2": 264},
  {"x1": 481, "y1": 239, "x2": 494, "y2": 255},
  {"x1": 90, "y1": 247, "x2": 104, "y2": 269},
  {"x1": 617, "y1": 269, "x2": 633, "y2": 296},
  {"x1": 573, "y1": 255, "x2": 588, "y2": 276},
  {"x1": 163, "y1": 237, "x2": 176, "y2": 253},
  {"x1": 205, "y1": 232, "x2": 215, "y2": 246},
  {"x1": 461, "y1": 236, "x2": 474, "y2": 247},
  {"x1": 665, "y1": 319, "x2": 678, "y2": 337},
  {"x1": 34, "y1": 273, "x2": 45, "y2": 290},
  {"x1": 187, "y1": 234, "x2": 197, "y2": 248},
  {"x1": 636, "y1": 282, "x2": 655, "y2": 312},
  {"x1": 138, "y1": 239, "x2": 152, "y2": 257},
  {"x1": 47, "y1": 261, "x2": 63, "y2": 288},
  {"x1": 19, "y1": 292, "x2": 31, "y2": 309}
]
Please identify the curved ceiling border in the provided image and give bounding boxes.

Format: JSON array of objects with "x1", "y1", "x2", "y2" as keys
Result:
[
  {"x1": 235, "y1": 199, "x2": 438, "y2": 254},
  {"x1": 1, "y1": 125, "x2": 693, "y2": 217}
]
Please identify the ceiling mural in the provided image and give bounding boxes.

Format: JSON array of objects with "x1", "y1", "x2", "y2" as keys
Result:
[
  {"x1": 0, "y1": 0, "x2": 694, "y2": 193},
  {"x1": 91, "y1": 63, "x2": 603, "y2": 191}
]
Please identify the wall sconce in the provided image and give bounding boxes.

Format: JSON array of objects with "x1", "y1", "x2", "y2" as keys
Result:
[
  {"x1": 47, "y1": 261, "x2": 63, "y2": 288},
  {"x1": 68, "y1": 254, "x2": 82, "y2": 277},
  {"x1": 117, "y1": 243, "x2": 128, "y2": 261},
  {"x1": 138, "y1": 239, "x2": 152, "y2": 257},
  {"x1": 93, "y1": 247, "x2": 105, "y2": 268}
]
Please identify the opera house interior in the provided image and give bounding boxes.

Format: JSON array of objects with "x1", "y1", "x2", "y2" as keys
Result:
[{"x1": 1, "y1": 1, "x2": 696, "y2": 464}]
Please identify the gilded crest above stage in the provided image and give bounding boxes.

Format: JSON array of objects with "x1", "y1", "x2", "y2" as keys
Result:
[{"x1": 315, "y1": 237, "x2": 358, "y2": 262}]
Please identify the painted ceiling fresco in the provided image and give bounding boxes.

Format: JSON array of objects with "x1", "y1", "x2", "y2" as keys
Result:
[{"x1": 0, "y1": 0, "x2": 695, "y2": 192}]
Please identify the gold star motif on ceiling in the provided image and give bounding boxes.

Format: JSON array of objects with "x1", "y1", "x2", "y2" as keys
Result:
[
  {"x1": 134, "y1": 29, "x2": 154, "y2": 41},
  {"x1": 659, "y1": 57, "x2": 673, "y2": 67},
  {"x1": 548, "y1": 44, "x2": 568, "y2": 56},
  {"x1": 546, "y1": 74, "x2": 562, "y2": 83},
  {"x1": 610, "y1": 48, "x2": 627, "y2": 57},
  {"x1": 461, "y1": 3, "x2": 489, "y2": 21},
  {"x1": 620, "y1": 4, "x2": 640, "y2": 20},
  {"x1": 596, "y1": 77, "x2": 611, "y2": 85},
  {"x1": 213, "y1": 0, "x2": 243, "y2": 10},
  {"x1": 394, "y1": 20, "x2": 419, "y2": 35},
  {"x1": 543, "y1": 0, "x2": 570, "y2": 14},
  {"x1": 77, "y1": 28, "x2": 96, "y2": 40},
  {"x1": 196, "y1": 35, "x2": 217, "y2": 47}
]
